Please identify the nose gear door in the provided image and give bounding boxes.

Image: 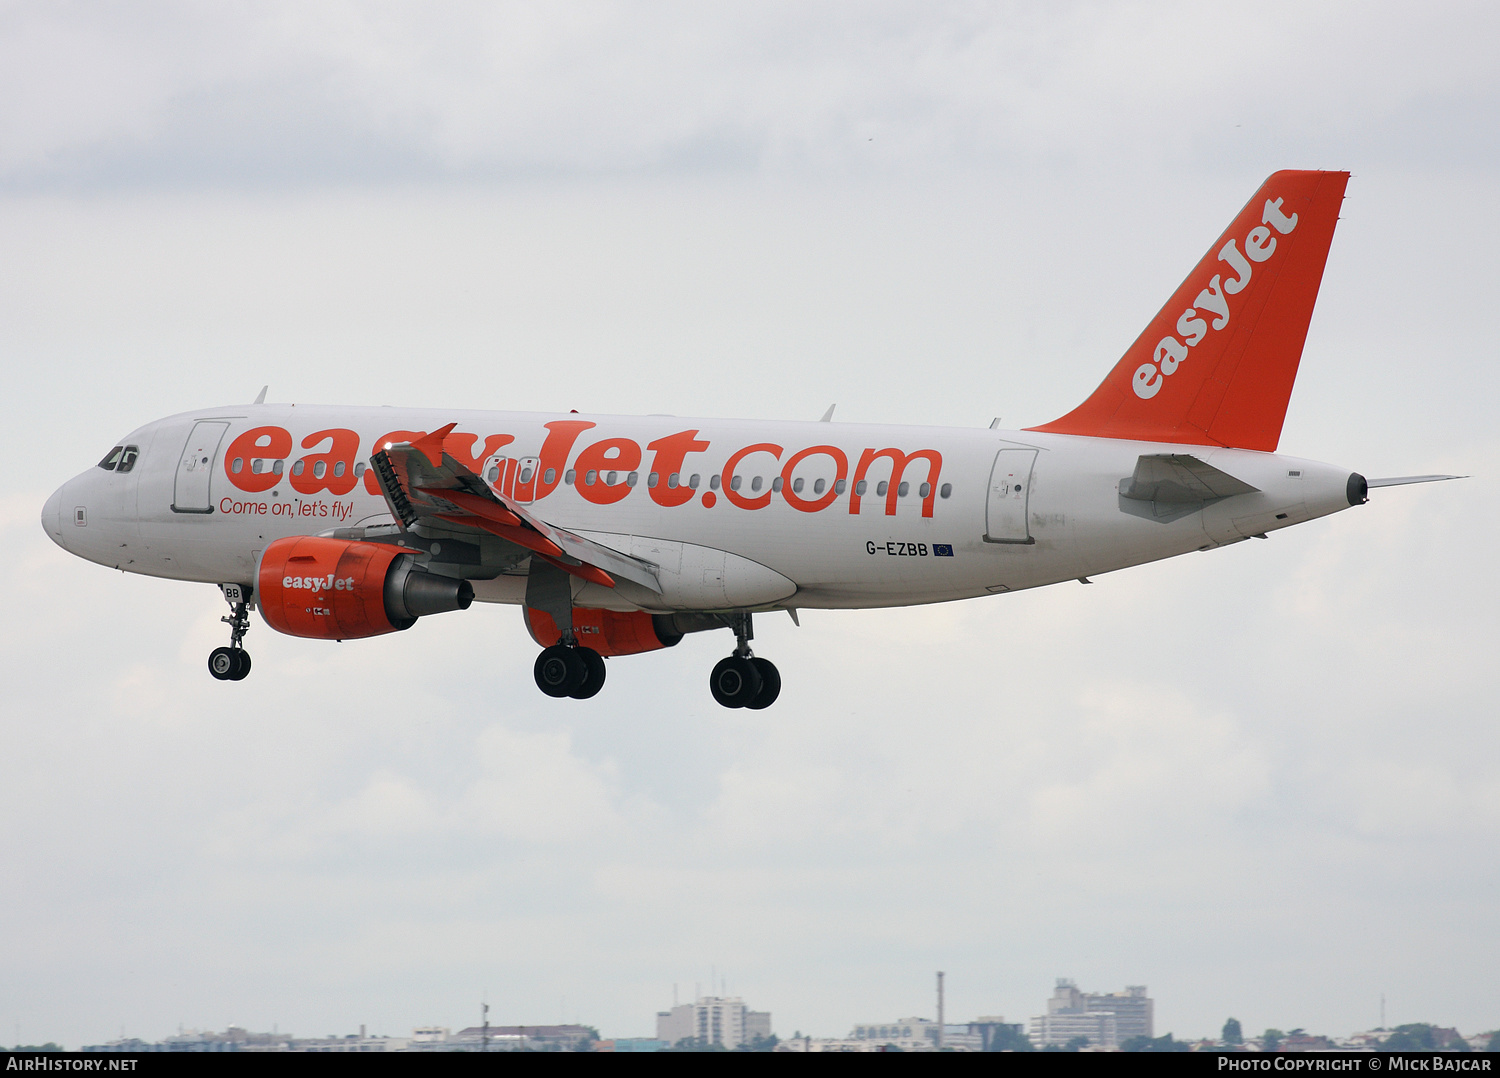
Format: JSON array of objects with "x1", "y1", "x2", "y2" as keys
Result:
[
  {"x1": 172, "y1": 421, "x2": 230, "y2": 514},
  {"x1": 984, "y1": 448, "x2": 1037, "y2": 544}
]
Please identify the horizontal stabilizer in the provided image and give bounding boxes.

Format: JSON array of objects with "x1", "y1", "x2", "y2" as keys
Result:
[
  {"x1": 1120, "y1": 454, "x2": 1260, "y2": 504},
  {"x1": 1367, "y1": 474, "x2": 1464, "y2": 488}
]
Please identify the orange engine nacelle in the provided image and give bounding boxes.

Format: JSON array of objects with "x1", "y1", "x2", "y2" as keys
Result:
[
  {"x1": 258, "y1": 536, "x2": 473, "y2": 640},
  {"x1": 524, "y1": 606, "x2": 683, "y2": 657}
]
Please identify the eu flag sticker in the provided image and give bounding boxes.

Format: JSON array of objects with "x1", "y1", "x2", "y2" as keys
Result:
[{"x1": 933, "y1": 544, "x2": 954, "y2": 557}]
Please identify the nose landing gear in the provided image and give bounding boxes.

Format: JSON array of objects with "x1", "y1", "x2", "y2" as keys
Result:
[
  {"x1": 710, "y1": 613, "x2": 780, "y2": 710},
  {"x1": 209, "y1": 584, "x2": 252, "y2": 681}
]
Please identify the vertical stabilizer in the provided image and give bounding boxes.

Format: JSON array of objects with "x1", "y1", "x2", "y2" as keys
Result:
[{"x1": 1028, "y1": 170, "x2": 1348, "y2": 451}]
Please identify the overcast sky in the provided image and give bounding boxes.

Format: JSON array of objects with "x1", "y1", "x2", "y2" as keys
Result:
[{"x1": 2, "y1": 0, "x2": 1497, "y2": 1049}]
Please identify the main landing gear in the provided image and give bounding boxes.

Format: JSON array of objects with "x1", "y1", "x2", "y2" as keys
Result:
[
  {"x1": 709, "y1": 612, "x2": 780, "y2": 710},
  {"x1": 208, "y1": 583, "x2": 252, "y2": 681},
  {"x1": 526, "y1": 560, "x2": 607, "y2": 700},
  {"x1": 534, "y1": 643, "x2": 607, "y2": 700}
]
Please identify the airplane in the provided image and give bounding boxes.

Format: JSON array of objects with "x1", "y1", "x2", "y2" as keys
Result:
[{"x1": 41, "y1": 170, "x2": 1458, "y2": 709}]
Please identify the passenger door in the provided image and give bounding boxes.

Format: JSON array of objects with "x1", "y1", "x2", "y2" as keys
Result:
[
  {"x1": 984, "y1": 448, "x2": 1037, "y2": 544},
  {"x1": 172, "y1": 421, "x2": 230, "y2": 513}
]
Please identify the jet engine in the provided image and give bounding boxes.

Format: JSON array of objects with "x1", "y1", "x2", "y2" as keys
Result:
[
  {"x1": 258, "y1": 536, "x2": 473, "y2": 640},
  {"x1": 524, "y1": 606, "x2": 684, "y2": 657}
]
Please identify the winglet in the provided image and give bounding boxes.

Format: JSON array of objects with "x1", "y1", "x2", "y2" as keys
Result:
[
  {"x1": 819, "y1": 404, "x2": 836, "y2": 423},
  {"x1": 410, "y1": 422, "x2": 457, "y2": 467},
  {"x1": 1028, "y1": 170, "x2": 1349, "y2": 451},
  {"x1": 253, "y1": 385, "x2": 268, "y2": 405}
]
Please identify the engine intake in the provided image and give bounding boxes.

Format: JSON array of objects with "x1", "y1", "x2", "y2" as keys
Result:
[{"x1": 258, "y1": 536, "x2": 472, "y2": 640}]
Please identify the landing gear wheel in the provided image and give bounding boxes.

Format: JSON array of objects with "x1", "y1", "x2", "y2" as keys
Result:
[
  {"x1": 230, "y1": 650, "x2": 252, "y2": 681},
  {"x1": 208, "y1": 647, "x2": 239, "y2": 681},
  {"x1": 535, "y1": 645, "x2": 586, "y2": 698},
  {"x1": 744, "y1": 657, "x2": 781, "y2": 710},
  {"x1": 570, "y1": 647, "x2": 607, "y2": 700},
  {"x1": 710, "y1": 654, "x2": 763, "y2": 709}
]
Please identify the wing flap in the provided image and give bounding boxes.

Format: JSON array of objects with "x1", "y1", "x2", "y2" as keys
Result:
[{"x1": 370, "y1": 425, "x2": 662, "y2": 594}]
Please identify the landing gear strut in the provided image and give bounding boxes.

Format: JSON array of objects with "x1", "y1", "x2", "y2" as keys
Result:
[
  {"x1": 527, "y1": 560, "x2": 606, "y2": 700},
  {"x1": 709, "y1": 612, "x2": 780, "y2": 710},
  {"x1": 209, "y1": 583, "x2": 252, "y2": 681}
]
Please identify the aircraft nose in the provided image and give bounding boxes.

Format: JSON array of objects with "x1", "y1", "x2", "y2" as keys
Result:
[{"x1": 41, "y1": 484, "x2": 67, "y2": 549}]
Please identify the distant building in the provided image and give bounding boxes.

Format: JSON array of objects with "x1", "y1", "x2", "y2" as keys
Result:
[
  {"x1": 847, "y1": 1017, "x2": 982, "y2": 1051},
  {"x1": 83, "y1": 1027, "x2": 294, "y2": 1053},
  {"x1": 969, "y1": 1017, "x2": 1029, "y2": 1052},
  {"x1": 288, "y1": 1033, "x2": 408, "y2": 1052},
  {"x1": 595, "y1": 1039, "x2": 670, "y2": 1052},
  {"x1": 656, "y1": 996, "x2": 772, "y2": 1049},
  {"x1": 1028, "y1": 979, "x2": 1154, "y2": 1049},
  {"x1": 450, "y1": 1024, "x2": 594, "y2": 1051}
]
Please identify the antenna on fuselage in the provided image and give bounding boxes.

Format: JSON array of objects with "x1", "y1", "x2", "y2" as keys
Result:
[{"x1": 254, "y1": 385, "x2": 268, "y2": 405}]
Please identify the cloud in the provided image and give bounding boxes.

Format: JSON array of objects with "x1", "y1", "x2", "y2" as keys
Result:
[{"x1": 4, "y1": 1, "x2": 1500, "y2": 189}]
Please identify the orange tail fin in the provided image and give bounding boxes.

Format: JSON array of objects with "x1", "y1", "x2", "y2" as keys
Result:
[{"x1": 1028, "y1": 170, "x2": 1349, "y2": 451}]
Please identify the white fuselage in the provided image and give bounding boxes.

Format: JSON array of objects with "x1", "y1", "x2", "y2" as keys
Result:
[{"x1": 42, "y1": 403, "x2": 1359, "y2": 615}]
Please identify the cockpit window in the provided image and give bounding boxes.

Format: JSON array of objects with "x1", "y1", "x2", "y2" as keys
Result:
[
  {"x1": 97, "y1": 446, "x2": 125, "y2": 471},
  {"x1": 117, "y1": 446, "x2": 139, "y2": 473}
]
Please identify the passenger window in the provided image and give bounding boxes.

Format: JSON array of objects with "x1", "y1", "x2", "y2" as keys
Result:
[
  {"x1": 487, "y1": 465, "x2": 500, "y2": 482},
  {"x1": 855, "y1": 480, "x2": 867, "y2": 495},
  {"x1": 544, "y1": 468, "x2": 556, "y2": 485},
  {"x1": 626, "y1": 471, "x2": 638, "y2": 487},
  {"x1": 813, "y1": 478, "x2": 825, "y2": 495},
  {"x1": 333, "y1": 461, "x2": 345, "y2": 478},
  {"x1": 312, "y1": 461, "x2": 326, "y2": 479},
  {"x1": 585, "y1": 469, "x2": 598, "y2": 486},
  {"x1": 898, "y1": 481, "x2": 909, "y2": 497},
  {"x1": 730, "y1": 475, "x2": 742, "y2": 491},
  {"x1": 292, "y1": 461, "x2": 305, "y2": 476},
  {"x1": 793, "y1": 478, "x2": 805, "y2": 494},
  {"x1": 751, "y1": 476, "x2": 763, "y2": 492},
  {"x1": 771, "y1": 477, "x2": 782, "y2": 492},
  {"x1": 565, "y1": 469, "x2": 576, "y2": 485},
  {"x1": 520, "y1": 465, "x2": 534, "y2": 483},
  {"x1": 667, "y1": 473, "x2": 679, "y2": 488},
  {"x1": 940, "y1": 482, "x2": 952, "y2": 498},
  {"x1": 118, "y1": 446, "x2": 139, "y2": 473},
  {"x1": 919, "y1": 482, "x2": 930, "y2": 498},
  {"x1": 876, "y1": 481, "x2": 888, "y2": 496},
  {"x1": 231, "y1": 457, "x2": 244, "y2": 474},
  {"x1": 606, "y1": 470, "x2": 618, "y2": 486},
  {"x1": 648, "y1": 472, "x2": 660, "y2": 488},
  {"x1": 272, "y1": 460, "x2": 284, "y2": 475},
  {"x1": 355, "y1": 462, "x2": 366, "y2": 477},
  {"x1": 97, "y1": 446, "x2": 124, "y2": 471},
  {"x1": 689, "y1": 473, "x2": 700, "y2": 489},
  {"x1": 836, "y1": 479, "x2": 847, "y2": 495},
  {"x1": 710, "y1": 474, "x2": 722, "y2": 490}
]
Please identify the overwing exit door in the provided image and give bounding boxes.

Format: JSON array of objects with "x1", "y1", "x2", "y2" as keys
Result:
[
  {"x1": 984, "y1": 448, "x2": 1037, "y2": 544},
  {"x1": 172, "y1": 421, "x2": 230, "y2": 514}
]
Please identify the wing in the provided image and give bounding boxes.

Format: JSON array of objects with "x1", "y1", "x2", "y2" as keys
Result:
[{"x1": 369, "y1": 423, "x2": 662, "y2": 594}]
